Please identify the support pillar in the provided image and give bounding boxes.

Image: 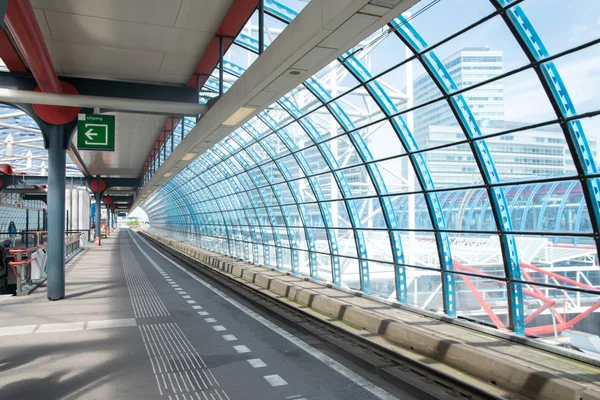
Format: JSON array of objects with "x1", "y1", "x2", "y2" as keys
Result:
[
  {"x1": 106, "y1": 205, "x2": 111, "y2": 235},
  {"x1": 46, "y1": 124, "x2": 68, "y2": 300},
  {"x1": 218, "y1": 35, "x2": 224, "y2": 97},
  {"x1": 94, "y1": 191, "x2": 102, "y2": 245},
  {"x1": 258, "y1": 0, "x2": 265, "y2": 54}
]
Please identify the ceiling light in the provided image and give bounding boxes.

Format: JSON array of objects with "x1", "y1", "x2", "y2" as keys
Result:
[
  {"x1": 164, "y1": 172, "x2": 172, "y2": 177},
  {"x1": 222, "y1": 106, "x2": 256, "y2": 127},
  {"x1": 182, "y1": 152, "x2": 197, "y2": 161}
]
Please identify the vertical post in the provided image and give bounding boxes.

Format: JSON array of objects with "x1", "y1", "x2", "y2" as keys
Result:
[
  {"x1": 106, "y1": 204, "x2": 110, "y2": 235},
  {"x1": 95, "y1": 191, "x2": 101, "y2": 245},
  {"x1": 182, "y1": 117, "x2": 185, "y2": 141},
  {"x1": 258, "y1": 0, "x2": 265, "y2": 54},
  {"x1": 219, "y1": 36, "x2": 224, "y2": 97},
  {"x1": 196, "y1": 75, "x2": 201, "y2": 123},
  {"x1": 25, "y1": 209, "x2": 29, "y2": 247},
  {"x1": 37, "y1": 209, "x2": 40, "y2": 231},
  {"x1": 65, "y1": 210, "x2": 69, "y2": 234},
  {"x1": 46, "y1": 124, "x2": 67, "y2": 300},
  {"x1": 42, "y1": 208, "x2": 47, "y2": 231}
]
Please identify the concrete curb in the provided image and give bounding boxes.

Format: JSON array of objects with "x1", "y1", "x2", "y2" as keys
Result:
[{"x1": 144, "y1": 231, "x2": 600, "y2": 400}]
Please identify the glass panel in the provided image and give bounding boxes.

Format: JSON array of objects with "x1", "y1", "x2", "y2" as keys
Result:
[
  {"x1": 517, "y1": 0, "x2": 600, "y2": 57},
  {"x1": 450, "y1": 234, "x2": 505, "y2": 277},
  {"x1": 455, "y1": 69, "x2": 556, "y2": 127},
  {"x1": 353, "y1": 121, "x2": 406, "y2": 161},
  {"x1": 360, "y1": 229, "x2": 393, "y2": 263},
  {"x1": 404, "y1": 266, "x2": 444, "y2": 312},
  {"x1": 370, "y1": 262, "x2": 396, "y2": 300},
  {"x1": 340, "y1": 257, "x2": 361, "y2": 290},
  {"x1": 574, "y1": 116, "x2": 600, "y2": 172},
  {"x1": 548, "y1": 43, "x2": 600, "y2": 116},
  {"x1": 454, "y1": 273, "x2": 509, "y2": 329},
  {"x1": 403, "y1": 0, "x2": 496, "y2": 49},
  {"x1": 523, "y1": 284, "x2": 600, "y2": 348}
]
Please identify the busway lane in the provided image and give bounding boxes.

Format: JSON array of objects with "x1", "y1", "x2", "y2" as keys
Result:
[{"x1": 126, "y1": 229, "x2": 415, "y2": 400}]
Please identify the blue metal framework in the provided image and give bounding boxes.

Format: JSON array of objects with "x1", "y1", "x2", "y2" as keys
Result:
[{"x1": 140, "y1": 0, "x2": 600, "y2": 341}]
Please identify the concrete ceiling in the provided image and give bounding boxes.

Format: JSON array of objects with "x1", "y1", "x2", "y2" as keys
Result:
[
  {"x1": 29, "y1": 0, "x2": 234, "y2": 178},
  {"x1": 32, "y1": 0, "x2": 234, "y2": 84}
]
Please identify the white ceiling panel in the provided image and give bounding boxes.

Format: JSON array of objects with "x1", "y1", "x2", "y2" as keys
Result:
[
  {"x1": 175, "y1": 0, "x2": 234, "y2": 32},
  {"x1": 46, "y1": 40, "x2": 163, "y2": 74},
  {"x1": 27, "y1": 0, "x2": 235, "y2": 178},
  {"x1": 33, "y1": 8, "x2": 52, "y2": 38},
  {"x1": 61, "y1": 63, "x2": 190, "y2": 84},
  {"x1": 30, "y1": 0, "x2": 183, "y2": 27},
  {"x1": 159, "y1": 54, "x2": 199, "y2": 76},
  {"x1": 42, "y1": 10, "x2": 213, "y2": 57}
]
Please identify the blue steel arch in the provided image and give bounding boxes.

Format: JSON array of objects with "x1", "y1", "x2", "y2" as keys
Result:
[
  {"x1": 391, "y1": 16, "x2": 525, "y2": 333},
  {"x1": 495, "y1": 0, "x2": 600, "y2": 255},
  {"x1": 139, "y1": 0, "x2": 600, "y2": 337}
]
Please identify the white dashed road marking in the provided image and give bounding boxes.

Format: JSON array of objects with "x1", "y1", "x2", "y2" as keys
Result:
[
  {"x1": 233, "y1": 345, "x2": 251, "y2": 354},
  {"x1": 247, "y1": 358, "x2": 267, "y2": 368},
  {"x1": 264, "y1": 374, "x2": 287, "y2": 387},
  {"x1": 212, "y1": 325, "x2": 226, "y2": 332},
  {"x1": 204, "y1": 318, "x2": 217, "y2": 323},
  {"x1": 36, "y1": 322, "x2": 85, "y2": 333},
  {"x1": 222, "y1": 334, "x2": 237, "y2": 341}
]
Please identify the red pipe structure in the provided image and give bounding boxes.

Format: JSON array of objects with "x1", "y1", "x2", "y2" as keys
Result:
[
  {"x1": 5, "y1": 0, "x2": 60, "y2": 93},
  {"x1": 451, "y1": 258, "x2": 600, "y2": 337},
  {"x1": 4, "y1": 0, "x2": 79, "y2": 124}
]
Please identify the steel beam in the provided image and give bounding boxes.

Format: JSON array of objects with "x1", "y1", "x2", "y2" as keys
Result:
[
  {"x1": 0, "y1": 88, "x2": 209, "y2": 116},
  {"x1": 0, "y1": 72, "x2": 199, "y2": 103},
  {"x1": 0, "y1": 175, "x2": 142, "y2": 188}
]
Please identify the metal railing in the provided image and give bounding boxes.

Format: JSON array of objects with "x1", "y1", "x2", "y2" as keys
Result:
[{"x1": 1, "y1": 231, "x2": 85, "y2": 296}]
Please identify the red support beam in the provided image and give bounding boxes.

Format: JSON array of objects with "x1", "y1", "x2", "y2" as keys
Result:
[
  {"x1": 4, "y1": 0, "x2": 79, "y2": 124},
  {"x1": 0, "y1": 30, "x2": 26, "y2": 72},
  {"x1": 5, "y1": 0, "x2": 61, "y2": 93}
]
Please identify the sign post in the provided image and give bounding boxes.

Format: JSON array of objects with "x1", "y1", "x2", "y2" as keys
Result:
[{"x1": 77, "y1": 114, "x2": 115, "y2": 151}]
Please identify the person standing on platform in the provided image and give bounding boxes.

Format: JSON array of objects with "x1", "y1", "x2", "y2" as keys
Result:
[{"x1": 7, "y1": 221, "x2": 17, "y2": 247}]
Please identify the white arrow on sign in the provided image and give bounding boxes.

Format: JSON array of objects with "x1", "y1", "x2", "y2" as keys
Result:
[
  {"x1": 84, "y1": 128, "x2": 96, "y2": 141},
  {"x1": 84, "y1": 123, "x2": 109, "y2": 146}
]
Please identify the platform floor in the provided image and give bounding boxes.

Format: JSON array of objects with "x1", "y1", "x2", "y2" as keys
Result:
[{"x1": 0, "y1": 229, "x2": 407, "y2": 400}]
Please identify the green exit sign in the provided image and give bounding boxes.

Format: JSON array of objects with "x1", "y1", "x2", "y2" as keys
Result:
[{"x1": 77, "y1": 114, "x2": 115, "y2": 151}]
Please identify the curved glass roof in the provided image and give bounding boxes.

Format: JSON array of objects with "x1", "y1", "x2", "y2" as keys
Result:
[{"x1": 140, "y1": 0, "x2": 600, "y2": 346}]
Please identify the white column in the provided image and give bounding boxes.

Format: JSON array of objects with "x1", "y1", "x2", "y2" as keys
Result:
[
  {"x1": 65, "y1": 188, "x2": 72, "y2": 232},
  {"x1": 79, "y1": 190, "x2": 90, "y2": 231},
  {"x1": 71, "y1": 188, "x2": 79, "y2": 231}
]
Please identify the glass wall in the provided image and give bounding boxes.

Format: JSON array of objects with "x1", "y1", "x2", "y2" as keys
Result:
[{"x1": 141, "y1": 0, "x2": 600, "y2": 351}]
